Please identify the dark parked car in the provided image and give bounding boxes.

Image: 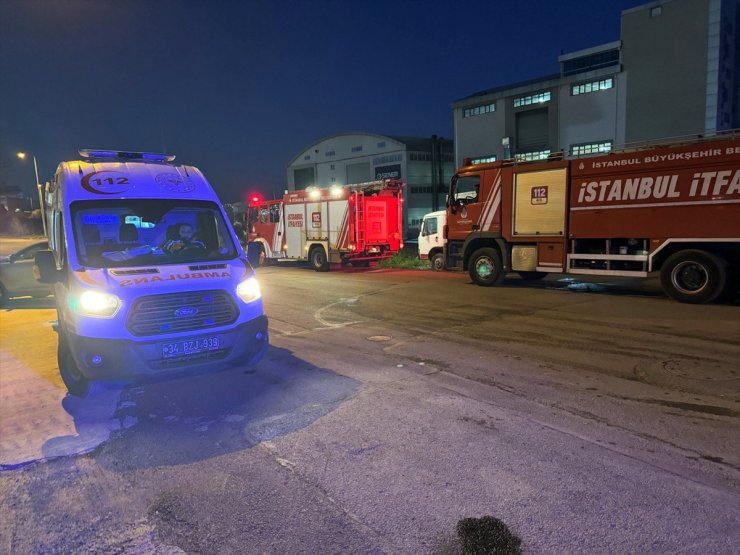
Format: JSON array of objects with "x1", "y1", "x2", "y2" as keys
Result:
[{"x1": 0, "y1": 241, "x2": 54, "y2": 305}]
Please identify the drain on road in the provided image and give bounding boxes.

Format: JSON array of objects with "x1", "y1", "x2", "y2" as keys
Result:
[{"x1": 367, "y1": 335, "x2": 392, "y2": 342}]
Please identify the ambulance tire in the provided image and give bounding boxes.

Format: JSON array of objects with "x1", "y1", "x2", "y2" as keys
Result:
[
  {"x1": 431, "y1": 253, "x2": 445, "y2": 272},
  {"x1": 660, "y1": 250, "x2": 727, "y2": 304},
  {"x1": 469, "y1": 248, "x2": 505, "y2": 286},
  {"x1": 310, "y1": 246, "x2": 330, "y2": 272},
  {"x1": 58, "y1": 332, "x2": 90, "y2": 397}
]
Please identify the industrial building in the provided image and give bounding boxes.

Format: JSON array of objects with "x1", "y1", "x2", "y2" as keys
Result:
[
  {"x1": 287, "y1": 133, "x2": 454, "y2": 239},
  {"x1": 452, "y1": 0, "x2": 739, "y2": 165}
]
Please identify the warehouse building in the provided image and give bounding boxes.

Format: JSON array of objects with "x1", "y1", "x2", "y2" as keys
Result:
[
  {"x1": 452, "y1": 0, "x2": 739, "y2": 165},
  {"x1": 287, "y1": 133, "x2": 454, "y2": 239}
]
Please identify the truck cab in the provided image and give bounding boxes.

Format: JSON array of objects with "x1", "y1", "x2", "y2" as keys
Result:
[
  {"x1": 418, "y1": 210, "x2": 446, "y2": 271},
  {"x1": 35, "y1": 150, "x2": 269, "y2": 396}
]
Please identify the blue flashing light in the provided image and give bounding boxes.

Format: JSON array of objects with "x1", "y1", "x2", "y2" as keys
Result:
[
  {"x1": 160, "y1": 324, "x2": 172, "y2": 331},
  {"x1": 203, "y1": 318, "x2": 215, "y2": 325},
  {"x1": 202, "y1": 295, "x2": 213, "y2": 302},
  {"x1": 79, "y1": 149, "x2": 176, "y2": 163}
]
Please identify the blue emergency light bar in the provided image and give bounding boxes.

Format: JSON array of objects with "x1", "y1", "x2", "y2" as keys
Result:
[{"x1": 78, "y1": 149, "x2": 176, "y2": 162}]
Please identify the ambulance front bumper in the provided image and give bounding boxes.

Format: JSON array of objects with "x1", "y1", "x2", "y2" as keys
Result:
[{"x1": 66, "y1": 315, "x2": 269, "y2": 381}]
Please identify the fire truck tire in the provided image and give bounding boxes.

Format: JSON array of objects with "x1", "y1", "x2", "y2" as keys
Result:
[
  {"x1": 518, "y1": 271, "x2": 547, "y2": 281},
  {"x1": 431, "y1": 253, "x2": 445, "y2": 271},
  {"x1": 469, "y1": 248, "x2": 505, "y2": 286},
  {"x1": 660, "y1": 250, "x2": 727, "y2": 304},
  {"x1": 309, "y1": 246, "x2": 330, "y2": 272},
  {"x1": 58, "y1": 332, "x2": 90, "y2": 397}
]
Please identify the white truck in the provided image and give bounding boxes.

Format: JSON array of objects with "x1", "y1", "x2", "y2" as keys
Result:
[
  {"x1": 35, "y1": 149, "x2": 268, "y2": 396},
  {"x1": 417, "y1": 210, "x2": 446, "y2": 271}
]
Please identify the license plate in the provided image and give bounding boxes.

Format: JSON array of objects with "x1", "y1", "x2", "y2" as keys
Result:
[{"x1": 161, "y1": 336, "x2": 220, "y2": 358}]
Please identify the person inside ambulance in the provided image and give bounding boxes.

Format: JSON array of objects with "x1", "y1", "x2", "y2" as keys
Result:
[{"x1": 161, "y1": 223, "x2": 206, "y2": 255}]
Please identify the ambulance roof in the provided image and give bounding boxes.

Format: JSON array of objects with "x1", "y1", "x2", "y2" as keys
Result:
[{"x1": 56, "y1": 150, "x2": 221, "y2": 204}]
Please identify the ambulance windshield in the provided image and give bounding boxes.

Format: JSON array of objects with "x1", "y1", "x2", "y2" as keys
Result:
[{"x1": 70, "y1": 199, "x2": 238, "y2": 268}]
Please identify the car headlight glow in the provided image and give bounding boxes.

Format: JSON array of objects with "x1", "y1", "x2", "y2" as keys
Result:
[
  {"x1": 78, "y1": 290, "x2": 121, "y2": 317},
  {"x1": 236, "y1": 276, "x2": 261, "y2": 303}
]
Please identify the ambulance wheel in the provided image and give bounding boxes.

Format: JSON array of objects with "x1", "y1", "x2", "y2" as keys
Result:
[
  {"x1": 518, "y1": 271, "x2": 547, "y2": 281},
  {"x1": 468, "y1": 248, "x2": 505, "y2": 286},
  {"x1": 660, "y1": 250, "x2": 727, "y2": 304},
  {"x1": 310, "y1": 246, "x2": 329, "y2": 272},
  {"x1": 58, "y1": 332, "x2": 90, "y2": 397},
  {"x1": 431, "y1": 253, "x2": 445, "y2": 271}
]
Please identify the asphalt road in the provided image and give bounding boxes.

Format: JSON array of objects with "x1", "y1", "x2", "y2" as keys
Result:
[{"x1": 1, "y1": 261, "x2": 739, "y2": 554}]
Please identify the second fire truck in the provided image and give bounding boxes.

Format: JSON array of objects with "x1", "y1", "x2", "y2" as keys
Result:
[
  {"x1": 445, "y1": 133, "x2": 740, "y2": 303},
  {"x1": 246, "y1": 180, "x2": 404, "y2": 270}
]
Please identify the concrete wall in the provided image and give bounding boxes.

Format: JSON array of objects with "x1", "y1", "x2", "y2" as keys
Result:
[{"x1": 622, "y1": 0, "x2": 710, "y2": 142}]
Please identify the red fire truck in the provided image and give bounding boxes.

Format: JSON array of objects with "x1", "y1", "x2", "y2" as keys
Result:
[
  {"x1": 445, "y1": 134, "x2": 740, "y2": 303},
  {"x1": 246, "y1": 180, "x2": 404, "y2": 271}
]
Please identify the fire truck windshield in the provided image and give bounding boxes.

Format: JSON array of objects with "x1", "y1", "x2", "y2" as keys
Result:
[
  {"x1": 451, "y1": 174, "x2": 481, "y2": 205},
  {"x1": 71, "y1": 199, "x2": 238, "y2": 268}
]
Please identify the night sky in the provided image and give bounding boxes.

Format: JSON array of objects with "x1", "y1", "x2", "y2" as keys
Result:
[{"x1": 1, "y1": 0, "x2": 645, "y2": 204}]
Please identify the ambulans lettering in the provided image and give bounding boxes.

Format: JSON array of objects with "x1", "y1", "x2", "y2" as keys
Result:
[
  {"x1": 287, "y1": 214, "x2": 303, "y2": 227},
  {"x1": 119, "y1": 271, "x2": 231, "y2": 286},
  {"x1": 577, "y1": 170, "x2": 739, "y2": 205}
]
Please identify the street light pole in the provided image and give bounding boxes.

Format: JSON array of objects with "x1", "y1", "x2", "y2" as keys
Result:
[{"x1": 17, "y1": 151, "x2": 47, "y2": 237}]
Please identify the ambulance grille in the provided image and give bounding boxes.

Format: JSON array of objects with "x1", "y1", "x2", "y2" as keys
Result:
[{"x1": 127, "y1": 289, "x2": 238, "y2": 336}]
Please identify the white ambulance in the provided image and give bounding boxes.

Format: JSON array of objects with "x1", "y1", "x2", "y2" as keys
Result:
[{"x1": 35, "y1": 150, "x2": 268, "y2": 396}]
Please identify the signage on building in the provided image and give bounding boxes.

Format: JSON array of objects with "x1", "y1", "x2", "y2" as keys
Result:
[{"x1": 375, "y1": 164, "x2": 401, "y2": 180}]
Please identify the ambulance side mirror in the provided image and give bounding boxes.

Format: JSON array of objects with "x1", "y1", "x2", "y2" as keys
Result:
[{"x1": 34, "y1": 250, "x2": 61, "y2": 283}]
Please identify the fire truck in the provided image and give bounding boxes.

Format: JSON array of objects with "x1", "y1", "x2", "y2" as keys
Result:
[
  {"x1": 445, "y1": 134, "x2": 740, "y2": 303},
  {"x1": 246, "y1": 180, "x2": 404, "y2": 270}
]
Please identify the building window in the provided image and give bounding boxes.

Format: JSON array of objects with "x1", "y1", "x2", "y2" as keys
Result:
[
  {"x1": 410, "y1": 186, "x2": 435, "y2": 194},
  {"x1": 650, "y1": 6, "x2": 662, "y2": 17},
  {"x1": 570, "y1": 141, "x2": 613, "y2": 156},
  {"x1": 409, "y1": 152, "x2": 432, "y2": 162},
  {"x1": 303, "y1": 155, "x2": 311, "y2": 160},
  {"x1": 330, "y1": 164, "x2": 335, "y2": 170},
  {"x1": 515, "y1": 150, "x2": 551, "y2": 162},
  {"x1": 513, "y1": 92, "x2": 551, "y2": 108},
  {"x1": 377, "y1": 141, "x2": 386, "y2": 148},
  {"x1": 351, "y1": 146, "x2": 363, "y2": 153},
  {"x1": 562, "y1": 49, "x2": 620, "y2": 76},
  {"x1": 325, "y1": 150, "x2": 335, "y2": 157},
  {"x1": 470, "y1": 155, "x2": 497, "y2": 165},
  {"x1": 463, "y1": 102, "x2": 496, "y2": 118},
  {"x1": 572, "y1": 78, "x2": 613, "y2": 96}
]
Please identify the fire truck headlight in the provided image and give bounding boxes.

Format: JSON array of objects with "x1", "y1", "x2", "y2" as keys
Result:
[
  {"x1": 330, "y1": 185, "x2": 342, "y2": 198},
  {"x1": 236, "y1": 277, "x2": 261, "y2": 303},
  {"x1": 308, "y1": 187, "x2": 321, "y2": 200},
  {"x1": 77, "y1": 290, "x2": 121, "y2": 317}
]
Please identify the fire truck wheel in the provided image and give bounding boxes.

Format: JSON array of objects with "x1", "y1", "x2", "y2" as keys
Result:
[
  {"x1": 310, "y1": 246, "x2": 330, "y2": 272},
  {"x1": 469, "y1": 248, "x2": 505, "y2": 286},
  {"x1": 58, "y1": 332, "x2": 90, "y2": 397},
  {"x1": 660, "y1": 250, "x2": 727, "y2": 304},
  {"x1": 431, "y1": 253, "x2": 445, "y2": 271}
]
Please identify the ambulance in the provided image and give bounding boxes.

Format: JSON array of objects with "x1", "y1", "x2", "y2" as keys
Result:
[{"x1": 35, "y1": 150, "x2": 268, "y2": 396}]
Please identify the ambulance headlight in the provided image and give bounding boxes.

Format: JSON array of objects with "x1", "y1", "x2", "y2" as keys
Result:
[
  {"x1": 236, "y1": 276, "x2": 261, "y2": 303},
  {"x1": 78, "y1": 290, "x2": 121, "y2": 317}
]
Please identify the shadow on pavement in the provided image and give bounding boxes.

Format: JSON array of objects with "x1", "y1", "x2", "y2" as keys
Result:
[{"x1": 52, "y1": 345, "x2": 359, "y2": 471}]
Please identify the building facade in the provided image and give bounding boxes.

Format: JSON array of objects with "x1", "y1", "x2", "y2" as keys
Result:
[
  {"x1": 287, "y1": 132, "x2": 454, "y2": 239},
  {"x1": 452, "y1": 0, "x2": 739, "y2": 165}
]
